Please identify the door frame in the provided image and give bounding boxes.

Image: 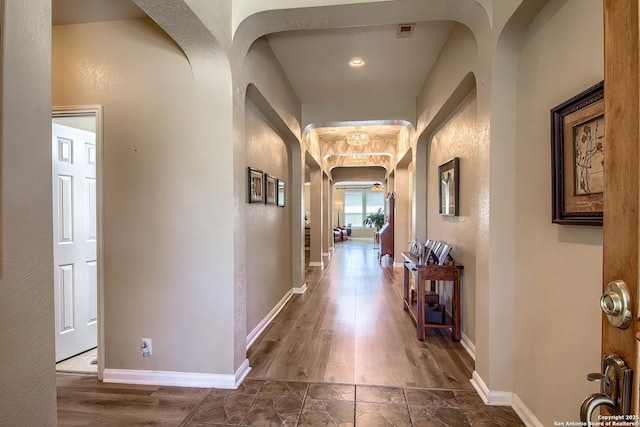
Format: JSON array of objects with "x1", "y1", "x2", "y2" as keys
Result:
[
  {"x1": 602, "y1": 0, "x2": 639, "y2": 415},
  {"x1": 52, "y1": 105, "x2": 105, "y2": 379}
]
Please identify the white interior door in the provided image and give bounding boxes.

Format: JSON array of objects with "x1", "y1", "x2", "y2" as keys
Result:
[{"x1": 53, "y1": 123, "x2": 98, "y2": 362}]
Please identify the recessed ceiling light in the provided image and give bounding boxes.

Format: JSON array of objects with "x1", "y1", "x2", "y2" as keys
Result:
[{"x1": 348, "y1": 57, "x2": 366, "y2": 68}]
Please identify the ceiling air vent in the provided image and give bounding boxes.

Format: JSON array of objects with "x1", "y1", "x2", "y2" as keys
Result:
[{"x1": 396, "y1": 23, "x2": 415, "y2": 39}]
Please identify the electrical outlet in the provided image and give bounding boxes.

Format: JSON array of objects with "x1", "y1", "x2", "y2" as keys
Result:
[{"x1": 141, "y1": 338, "x2": 152, "y2": 357}]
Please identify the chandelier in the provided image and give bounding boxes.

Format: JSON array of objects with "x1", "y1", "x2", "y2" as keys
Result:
[
  {"x1": 346, "y1": 130, "x2": 369, "y2": 146},
  {"x1": 371, "y1": 183, "x2": 383, "y2": 192}
]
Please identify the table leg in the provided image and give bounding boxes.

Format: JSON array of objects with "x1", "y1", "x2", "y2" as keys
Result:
[
  {"x1": 417, "y1": 274, "x2": 425, "y2": 340},
  {"x1": 452, "y1": 273, "x2": 461, "y2": 342},
  {"x1": 403, "y1": 266, "x2": 409, "y2": 311}
]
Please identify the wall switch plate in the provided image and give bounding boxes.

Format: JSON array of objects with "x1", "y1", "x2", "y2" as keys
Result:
[{"x1": 141, "y1": 338, "x2": 152, "y2": 357}]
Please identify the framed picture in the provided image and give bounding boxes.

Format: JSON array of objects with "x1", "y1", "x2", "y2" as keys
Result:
[
  {"x1": 551, "y1": 81, "x2": 604, "y2": 225},
  {"x1": 248, "y1": 167, "x2": 264, "y2": 203},
  {"x1": 277, "y1": 179, "x2": 286, "y2": 207},
  {"x1": 265, "y1": 174, "x2": 277, "y2": 205},
  {"x1": 438, "y1": 157, "x2": 459, "y2": 216}
]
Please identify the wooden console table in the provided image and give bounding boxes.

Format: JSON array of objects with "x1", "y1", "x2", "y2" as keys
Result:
[{"x1": 401, "y1": 251, "x2": 463, "y2": 341}]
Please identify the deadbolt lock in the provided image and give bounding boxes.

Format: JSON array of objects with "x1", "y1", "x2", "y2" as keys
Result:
[{"x1": 600, "y1": 280, "x2": 632, "y2": 329}]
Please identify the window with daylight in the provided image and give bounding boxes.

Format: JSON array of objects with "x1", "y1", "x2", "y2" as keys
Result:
[
  {"x1": 343, "y1": 188, "x2": 385, "y2": 229},
  {"x1": 344, "y1": 191, "x2": 363, "y2": 228},
  {"x1": 366, "y1": 190, "x2": 384, "y2": 217}
]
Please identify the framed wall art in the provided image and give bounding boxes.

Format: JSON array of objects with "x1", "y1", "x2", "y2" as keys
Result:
[
  {"x1": 265, "y1": 174, "x2": 277, "y2": 205},
  {"x1": 248, "y1": 167, "x2": 264, "y2": 203},
  {"x1": 438, "y1": 157, "x2": 459, "y2": 216},
  {"x1": 277, "y1": 179, "x2": 285, "y2": 207},
  {"x1": 551, "y1": 81, "x2": 604, "y2": 225}
]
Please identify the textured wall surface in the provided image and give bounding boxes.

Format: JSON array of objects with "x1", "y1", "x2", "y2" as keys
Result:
[
  {"x1": 245, "y1": 99, "x2": 292, "y2": 334},
  {"x1": 427, "y1": 93, "x2": 478, "y2": 344},
  {"x1": 514, "y1": 1, "x2": 604, "y2": 425},
  {"x1": 53, "y1": 18, "x2": 236, "y2": 374},
  {"x1": 0, "y1": 0, "x2": 57, "y2": 425}
]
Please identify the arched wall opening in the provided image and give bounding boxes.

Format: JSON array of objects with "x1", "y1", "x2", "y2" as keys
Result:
[{"x1": 414, "y1": 71, "x2": 478, "y2": 350}]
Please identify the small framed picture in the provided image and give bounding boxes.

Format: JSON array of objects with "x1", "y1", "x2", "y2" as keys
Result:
[
  {"x1": 439, "y1": 157, "x2": 459, "y2": 216},
  {"x1": 265, "y1": 174, "x2": 277, "y2": 205},
  {"x1": 277, "y1": 179, "x2": 286, "y2": 207},
  {"x1": 248, "y1": 167, "x2": 264, "y2": 203}
]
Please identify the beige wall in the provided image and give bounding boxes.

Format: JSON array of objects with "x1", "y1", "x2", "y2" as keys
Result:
[
  {"x1": 514, "y1": 0, "x2": 604, "y2": 424},
  {"x1": 53, "y1": 18, "x2": 237, "y2": 374},
  {"x1": 427, "y1": 93, "x2": 477, "y2": 344},
  {"x1": 245, "y1": 99, "x2": 292, "y2": 333},
  {"x1": 0, "y1": 0, "x2": 57, "y2": 424}
]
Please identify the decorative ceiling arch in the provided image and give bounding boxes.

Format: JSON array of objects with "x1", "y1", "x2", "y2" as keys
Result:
[{"x1": 303, "y1": 119, "x2": 412, "y2": 173}]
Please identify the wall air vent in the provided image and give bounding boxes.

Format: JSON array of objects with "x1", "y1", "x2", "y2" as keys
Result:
[{"x1": 396, "y1": 23, "x2": 415, "y2": 38}]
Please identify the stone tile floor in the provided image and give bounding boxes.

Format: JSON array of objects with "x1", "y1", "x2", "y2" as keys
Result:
[{"x1": 183, "y1": 379, "x2": 524, "y2": 426}]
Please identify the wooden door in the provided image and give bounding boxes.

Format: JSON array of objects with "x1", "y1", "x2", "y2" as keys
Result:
[
  {"x1": 53, "y1": 123, "x2": 98, "y2": 362},
  {"x1": 602, "y1": 0, "x2": 640, "y2": 415}
]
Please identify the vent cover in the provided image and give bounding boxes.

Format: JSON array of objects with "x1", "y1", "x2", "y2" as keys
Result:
[{"x1": 396, "y1": 23, "x2": 415, "y2": 38}]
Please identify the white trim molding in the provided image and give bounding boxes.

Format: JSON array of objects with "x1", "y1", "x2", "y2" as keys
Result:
[
  {"x1": 246, "y1": 290, "x2": 293, "y2": 349},
  {"x1": 309, "y1": 261, "x2": 324, "y2": 267},
  {"x1": 512, "y1": 394, "x2": 543, "y2": 427},
  {"x1": 470, "y1": 371, "x2": 513, "y2": 406},
  {"x1": 460, "y1": 332, "x2": 476, "y2": 361},
  {"x1": 103, "y1": 359, "x2": 251, "y2": 389},
  {"x1": 293, "y1": 283, "x2": 307, "y2": 294}
]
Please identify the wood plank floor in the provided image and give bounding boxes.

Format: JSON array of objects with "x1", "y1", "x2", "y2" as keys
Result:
[
  {"x1": 247, "y1": 239, "x2": 474, "y2": 389},
  {"x1": 56, "y1": 240, "x2": 527, "y2": 426}
]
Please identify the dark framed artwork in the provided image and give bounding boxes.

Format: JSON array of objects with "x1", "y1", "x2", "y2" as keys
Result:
[
  {"x1": 277, "y1": 179, "x2": 286, "y2": 207},
  {"x1": 248, "y1": 167, "x2": 264, "y2": 203},
  {"x1": 265, "y1": 174, "x2": 277, "y2": 205},
  {"x1": 438, "y1": 157, "x2": 459, "y2": 216},
  {"x1": 551, "y1": 81, "x2": 604, "y2": 225}
]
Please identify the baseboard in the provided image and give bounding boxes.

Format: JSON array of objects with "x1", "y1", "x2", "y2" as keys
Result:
[
  {"x1": 292, "y1": 282, "x2": 307, "y2": 294},
  {"x1": 246, "y1": 290, "x2": 293, "y2": 349},
  {"x1": 512, "y1": 393, "x2": 543, "y2": 427},
  {"x1": 460, "y1": 332, "x2": 476, "y2": 361},
  {"x1": 103, "y1": 359, "x2": 251, "y2": 389},
  {"x1": 309, "y1": 261, "x2": 323, "y2": 267},
  {"x1": 322, "y1": 252, "x2": 330, "y2": 258},
  {"x1": 470, "y1": 371, "x2": 513, "y2": 406}
]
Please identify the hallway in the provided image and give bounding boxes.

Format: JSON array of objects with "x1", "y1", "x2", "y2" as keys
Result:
[
  {"x1": 56, "y1": 240, "x2": 524, "y2": 426},
  {"x1": 248, "y1": 240, "x2": 473, "y2": 389}
]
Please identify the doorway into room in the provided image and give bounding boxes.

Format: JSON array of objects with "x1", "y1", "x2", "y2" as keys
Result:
[{"x1": 52, "y1": 106, "x2": 103, "y2": 375}]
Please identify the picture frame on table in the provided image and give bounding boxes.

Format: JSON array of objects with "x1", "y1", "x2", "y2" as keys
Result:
[
  {"x1": 248, "y1": 167, "x2": 264, "y2": 203},
  {"x1": 551, "y1": 81, "x2": 604, "y2": 225},
  {"x1": 438, "y1": 157, "x2": 459, "y2": 216}
]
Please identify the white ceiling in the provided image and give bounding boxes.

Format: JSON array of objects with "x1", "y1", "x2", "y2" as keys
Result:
[
  {"x1": 267, "y1": 21, "x2": 454, "y2": 104},
  {"x1": 52, "y1": 0, "x2": 145, "y2": 25}
]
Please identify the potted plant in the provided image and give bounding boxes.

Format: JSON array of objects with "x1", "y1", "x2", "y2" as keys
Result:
[{"x1": 364, "y1": 208, "x2": 385, "y2": 230}]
